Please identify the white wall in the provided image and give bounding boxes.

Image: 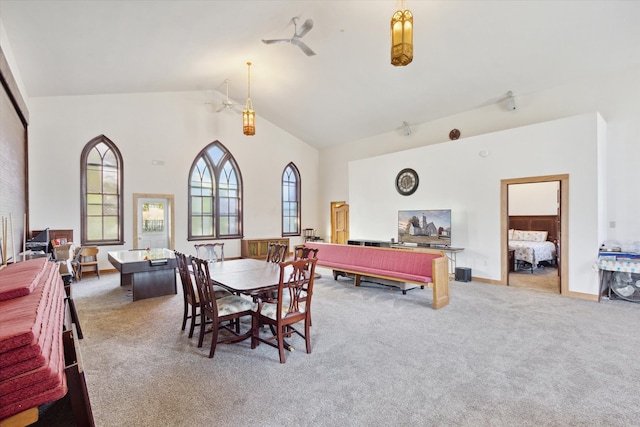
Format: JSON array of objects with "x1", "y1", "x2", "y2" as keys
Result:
[
  {"x1": 348, "y1": 113, "x2": 604, "y2": 296},
  {"x1": 508, "y1": 182, "x2": 559, "y2": 216},
  {"x1": 319, "y1": 66, "x2": 640, "y2": 245},
  {"x1": 27, "y1": 91, "x2": 320, "y2": 268}
]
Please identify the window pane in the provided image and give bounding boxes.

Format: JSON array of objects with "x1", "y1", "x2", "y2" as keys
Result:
[
  {"x1": 87, "y1": 149, "x2": 102, "y2": 166},
  {"x1": 207, "y1": 145, "x2": 224, "y2": 166},
  {"x1": 87, "y1": 217, "x2": 103, "y2": 240},
  {"x1": 104, "y1": 216, "x2": 119, "y2": 239},
  {"x1": 227, "y1": 217, "x2": 238, "y2": 234},
  {"x1": 87, "y1": 169, "x2": 102, "y2": 193},
  {"x1": 191, "y1": 196, "x2": 202, "y2": 214},
  {"x1": 202, "y1": 197, "x2": 213, "y2": 214},
  {"x1": 86, "y1": 204, "x2": 101, "y2": 216},
  {"x1": 103, "y1": 150, "x2": 117, "y2": 168},
  {"x1": 192, "y1": 216, "x2": 203, "y2": 236},
  {"x1": 219, "y1": 216, "x2": 229, "y2": 235},
  {"x1": 103, "y1": 170, "x2": 118, "y2": 194},
  {"x1": 202, "y1": 216, "x2": 213, "y2": 235},
  {"x1": 219, "y1": 198, "x2": 229, "y2": 215},
  {"x1": 228, "y1": 200, "x2": 237, "y2": 215}
]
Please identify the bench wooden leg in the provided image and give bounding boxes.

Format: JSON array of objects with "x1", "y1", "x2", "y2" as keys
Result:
[{"x1": 432, "y1": 256, "x2": 450, "y2": 309}]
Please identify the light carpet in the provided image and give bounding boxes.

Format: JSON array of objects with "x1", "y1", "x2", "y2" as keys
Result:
[{"x1": 67, "y1": 267, "x2": 640, "y2": 427}]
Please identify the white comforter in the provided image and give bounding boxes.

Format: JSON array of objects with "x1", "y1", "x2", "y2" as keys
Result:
[{"x1": 509, "y1": 240, "x2": 556, "y2": 266}]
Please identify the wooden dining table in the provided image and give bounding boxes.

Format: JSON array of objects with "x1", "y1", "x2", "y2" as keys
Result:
[
  {"x1": 206, "y1": 258, "x2": 298, "y2": 351},
  {"x1": 206, "y1": 258, "x2": 286, "y2": 296}
]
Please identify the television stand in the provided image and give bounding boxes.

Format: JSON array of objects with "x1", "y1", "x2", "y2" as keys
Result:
[{"x1": 392, "y1": 243, "x2": 464, "y2": 275}]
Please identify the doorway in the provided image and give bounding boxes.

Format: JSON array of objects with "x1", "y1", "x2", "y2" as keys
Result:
[
  {"x1": 331, "y1": 202, "x2": 349, "y2": 244},
  {"x1": 501, "y1": 175, "x2": 568, "y2": 295},
  {"x1": 133, "y1": 194, "x2": 175, "y2": 249}
]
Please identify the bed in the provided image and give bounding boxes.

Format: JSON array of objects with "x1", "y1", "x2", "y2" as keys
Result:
[{"x1": 509, "y1": 229, "x2": 557, "y2": 272}]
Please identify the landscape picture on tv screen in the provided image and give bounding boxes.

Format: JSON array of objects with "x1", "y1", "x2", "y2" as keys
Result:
[{"x1": 398, "y1": 209, "x2": 452, "y2": 247}]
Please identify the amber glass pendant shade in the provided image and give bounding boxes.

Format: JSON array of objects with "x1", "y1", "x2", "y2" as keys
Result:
[
  {"x1": 243, "y1": 61, "x2": 255, "y2": 136},
  {"x1": 391, "y1": 5, "x2": 413, "y2": 66},
  {"x1": 243, "y1": 107, "x2": 255, "y2": 136}
]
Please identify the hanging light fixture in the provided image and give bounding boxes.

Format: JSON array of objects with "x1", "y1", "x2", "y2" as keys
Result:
[
  {"x1": 243, "y1": 61, "x2": 255, "y2": 136},
  {"x1": 391, "y1": 0, "x2": 413, "y2": 66}
]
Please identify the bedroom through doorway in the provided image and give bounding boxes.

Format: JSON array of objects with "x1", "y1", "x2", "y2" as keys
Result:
[{"x1": 501, "y1": 175, "x2": 569, "y2": 295}]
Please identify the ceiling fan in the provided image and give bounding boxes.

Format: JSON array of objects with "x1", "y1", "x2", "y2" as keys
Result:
[
  {"x1": 262, "y1": 17, "x2": 316, "y2": 56},
  {"x1": 212, "y1": 79, "x2": 242, "y2": 113}
]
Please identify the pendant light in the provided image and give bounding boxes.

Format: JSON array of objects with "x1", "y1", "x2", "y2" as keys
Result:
[
  {"x1": 391, "y1": 0, "x2": 413, "y2": 66},
  {"x1": 243, "y1": 61, "x2": 255, "y2": 136}
]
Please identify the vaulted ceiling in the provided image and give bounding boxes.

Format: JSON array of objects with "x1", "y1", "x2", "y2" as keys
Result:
[{"x1": 1, "y1": 1, "x2": 639, "y2": 149}]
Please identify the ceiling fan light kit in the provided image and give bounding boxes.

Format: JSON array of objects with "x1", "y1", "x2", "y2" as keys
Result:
[
  {"x1": 243, "y1": 62, "x2": 255, "y2": 136},
  {"x1": 391, "y1": 0, "x2": 413, "y2": 66}
]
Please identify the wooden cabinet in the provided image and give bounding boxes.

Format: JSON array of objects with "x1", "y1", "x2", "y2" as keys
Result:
[{"x1": 241, "y1": 238, "x2": 289, "y2": 259}]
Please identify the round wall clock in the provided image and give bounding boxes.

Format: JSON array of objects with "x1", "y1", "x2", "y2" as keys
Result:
[{"x1": 395, "y1": 168, "x2": 419, "y2": 196}]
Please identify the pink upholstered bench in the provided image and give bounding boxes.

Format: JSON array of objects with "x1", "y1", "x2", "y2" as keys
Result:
[{"x1": 304, "y1": 242, "x2": 449, "y2": 309}]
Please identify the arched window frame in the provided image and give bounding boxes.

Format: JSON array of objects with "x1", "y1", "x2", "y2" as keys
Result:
[
  {"x1": 188, "y1": 140, "x2": 243, "y2": 240},
  {"x1": 80, "y1": 135, "x2": 124, "y2": 245},
  {"x1": 282, "y1": 162, "x2": 301, "y2": 237}
]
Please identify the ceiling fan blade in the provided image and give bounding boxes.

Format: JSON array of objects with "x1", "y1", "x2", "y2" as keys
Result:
[
  {"x1": 291, "y1": 38, "x2": 316, "y2": 56},
  {"x1": 296, "y1": 19, "x2": 313, "y2": 38},
  {"x1": 262, "y1": 38, "x2": 291, "y2": 45}
]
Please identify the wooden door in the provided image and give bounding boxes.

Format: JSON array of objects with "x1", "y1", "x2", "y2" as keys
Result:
[{"x1": 331, "y1": 202, "x2": 349, "y2": 244}]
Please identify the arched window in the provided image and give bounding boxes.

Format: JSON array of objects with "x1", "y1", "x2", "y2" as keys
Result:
[
  {"x1": 189, "y1": 141, "x2": 242, "y2": 239},
  {"x1": 282, "y1": 162, "x2": 301, "y2": 236},
  {"x1": 80, "y1": 135, "x2": 124, "y2": 245}
]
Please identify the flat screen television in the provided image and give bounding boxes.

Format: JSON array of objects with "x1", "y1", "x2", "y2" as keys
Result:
[{"x1": 398, "y1": 209, "x2": 452, "y2": 247}]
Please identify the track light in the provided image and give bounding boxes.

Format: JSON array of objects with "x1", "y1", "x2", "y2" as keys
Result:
[
  {"x1": 402, "y1": 121, "x2": 412, "y2": 136},
  {"x1": 505, "y1": 91, "x2": 516, "y2": 111}
]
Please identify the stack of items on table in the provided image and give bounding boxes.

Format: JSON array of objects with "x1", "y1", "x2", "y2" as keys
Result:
[{"x1": 0, "y1": 258, "x2": 67, "y2": 422}]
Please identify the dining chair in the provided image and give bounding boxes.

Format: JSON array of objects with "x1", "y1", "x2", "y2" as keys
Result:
[
  {"x1": 293, "y1": 245, "x2": 319, "y2": 261},
  {"x1": 190, "y1": 256, "x2": 256, "y2": 358},
  {"x1": 251, "y1": 258, "x2": 318, "y2": 363},
  {"x1": 72, "y1": 246, "x2": 100, "y2": 280},
  {"x1": 265, "y1": 242, "x2": 288, "y2": 263},
  {"x1": 175, "y1": 250, "x2": 232, "y2": 338},
  {"x1": 293, "y1": 245, "x2": 320, "y2": 325},
  {"x1": 194, "y1": 243, "x2": 224, "y2": 263}
]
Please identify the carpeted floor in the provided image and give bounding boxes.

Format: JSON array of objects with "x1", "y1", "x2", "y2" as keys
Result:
[{"x1": 65, "y1": 267, "x2": 640, "y2": 426}]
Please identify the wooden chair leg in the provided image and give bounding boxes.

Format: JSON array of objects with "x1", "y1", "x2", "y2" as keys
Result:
[
  {"x1": 209, "y1": 323, "x2": 219, "y2": 358},
  {"x1": 181, "y1": 301, "x2": 188, "y2": 331},
  {"x1": 188, "y1": 304, "x2": 198, "y2": 338}
]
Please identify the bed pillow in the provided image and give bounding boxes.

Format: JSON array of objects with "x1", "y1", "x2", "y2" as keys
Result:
[
  {"x1": 508, "y1": 229, "x2": 514, "y2": 240},
  {"x1": 512, "y1": 230, "x2": 548, "y2": 241}
]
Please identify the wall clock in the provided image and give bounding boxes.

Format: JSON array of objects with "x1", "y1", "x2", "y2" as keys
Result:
[
  {"x1": 449, "y1": 129, "x2": 461, "y2": 140},
  {"x1": 395, "y1": 168, "x2": 419, "y2": 196}
]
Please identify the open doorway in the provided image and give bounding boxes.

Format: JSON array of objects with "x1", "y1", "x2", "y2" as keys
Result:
[
  {"x1": 508, "y1": 181, "x2": 560, "y2": 293},
  {"x1": 500, "y1": 175, "x2": 569, "y2": 295}
]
